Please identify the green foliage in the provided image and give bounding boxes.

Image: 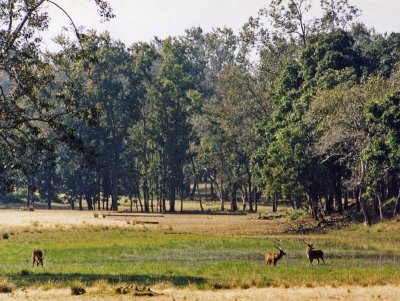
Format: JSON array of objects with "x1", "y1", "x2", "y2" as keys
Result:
[
  {"x1": 1, "y1": 0, "x2": 400, "y2": 220},
  {"x1": 288, "y1": 209, "x2": 308, "y2": 220}
]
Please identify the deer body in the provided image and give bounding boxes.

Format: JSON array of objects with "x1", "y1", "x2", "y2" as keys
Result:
[
  {"x1": 265, "y1": 244, "x2": 286, "y2": 266},
  {"x1": 305, "y1": 242, "x2": 324, "y2": 264},
  {"x1": 32, "y1": 249, "x2": 44, "y2": 267}
]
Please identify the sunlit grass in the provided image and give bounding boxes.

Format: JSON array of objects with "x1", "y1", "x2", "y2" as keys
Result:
[{"x1": 0, "y1": 221, "x2": 399, "y2": 290}]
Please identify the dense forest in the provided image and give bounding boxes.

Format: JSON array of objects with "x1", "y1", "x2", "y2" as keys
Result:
[{"x1": 1, "y1": 0, "x2": 399, "y2": 225}]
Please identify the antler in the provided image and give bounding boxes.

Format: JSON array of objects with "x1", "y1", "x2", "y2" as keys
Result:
[{"x1": 272, "y1": 239, "x2": 283, "y2": 251}]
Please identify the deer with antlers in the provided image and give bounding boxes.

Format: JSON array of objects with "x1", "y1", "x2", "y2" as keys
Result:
[
  {"x1": 265, "y1": 242, "x2": 286, "y2": 266},
  {"x1": 303, "y1": 240, "x2": 324, "y2": 264}
]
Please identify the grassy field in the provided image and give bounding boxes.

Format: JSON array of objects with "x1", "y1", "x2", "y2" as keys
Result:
[{"x1": 0, "y1": 210, "x2": 400, "y2": 297}]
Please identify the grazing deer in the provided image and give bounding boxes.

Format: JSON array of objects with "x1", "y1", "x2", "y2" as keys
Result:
[
  {"x1": 32, "y1": 249, "x2": 44, "y2": 267},
  {"x1": 265, "y1": 242, "x2": 286, "y2": 266},
  {"x1": 303, "y1": 240, "x2": 324, "y2": 264}
]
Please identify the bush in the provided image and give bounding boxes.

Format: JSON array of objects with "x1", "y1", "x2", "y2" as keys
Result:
[
  {"x1": 20, "y1": 269, "x2": 30, "y2": 276},
  {"x1": 2, "y1": 233, "x2": 9, "y2": 240},
  {"x1": 0, "y1": 194, "x2": 24, "y2": 205},
  {"x1": 71, "y1": 284, "x2": 86, "y2": 295},
  {"x1": 288, "y1": 209, "x2": 308, "y2": 221}
]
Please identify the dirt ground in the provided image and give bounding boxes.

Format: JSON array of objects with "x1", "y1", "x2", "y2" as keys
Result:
[
  {"x1": 0, "y1": 286, "x2": 398, "y2": 301},
  {"x1": 0, "y1": 209, "x2": 289, "y2": 236}
]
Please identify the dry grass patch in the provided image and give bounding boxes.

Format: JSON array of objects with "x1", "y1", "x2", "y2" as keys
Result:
[{"x1": 0, "y1": 278, "x2": 15, "y2": 294}]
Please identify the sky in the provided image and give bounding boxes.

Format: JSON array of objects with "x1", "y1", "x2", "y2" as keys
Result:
[{"x1": 41, "y1": 0, "x2": 400, "y2": 50}]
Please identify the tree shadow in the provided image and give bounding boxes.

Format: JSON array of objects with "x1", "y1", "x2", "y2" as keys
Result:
[{"x1": 10, "y1": 272, "x2": 206, "y2": 287}]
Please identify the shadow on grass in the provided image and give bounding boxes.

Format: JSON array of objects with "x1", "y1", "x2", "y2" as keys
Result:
[{"x1": 9, "y1": 272, "x2": 206, "y2": 287}]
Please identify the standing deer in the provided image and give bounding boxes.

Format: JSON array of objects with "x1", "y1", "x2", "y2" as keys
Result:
[
  {"x1": 303, "y1": 240, "x2": 324, "y2": 264},
  {"x1": 265, "y1": 242, "x2": 286, "y2": 266},
  {"x1": 32, "y1": 249, "x2": 44, "y2": 267}
]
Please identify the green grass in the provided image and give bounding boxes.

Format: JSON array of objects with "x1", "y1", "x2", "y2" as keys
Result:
[{"x1": 1, "y1": 222, "x2": 400, "y2": 290}]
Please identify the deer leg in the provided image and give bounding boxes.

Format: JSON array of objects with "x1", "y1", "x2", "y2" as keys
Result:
[{"x1": 321, "y1": 257, "x2": 325, "y2": 264}]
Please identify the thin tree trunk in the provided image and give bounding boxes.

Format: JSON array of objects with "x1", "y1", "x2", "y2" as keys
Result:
[
  {"x1": 79, "y1": 195, "x2": 83, "y2": 211},
  {"x1": 360, "y1": 190, "x2": 372, "y2": 226},
  {"x1": 273, "y1": 193, "x2": 278, "y2": 213},
  {"x1": 359, "y1": 160, "x2": 372, "y2": 226},
  {"x1": 376, "y1": 193, "x2": 384, "y2": 221},
  {"x1": 334, "y1": 174, "x2": 343, "y2": 214},
  {"x1": 241, "y1": 186, "x2": 248, "y2": 212},
  {"x1": 197, "y1": 182, "x2": 204, "y2": 211},
  {"x1": 393, "y1": 187, "x2": 400, "y2": 218},
  {"x1": 344, "y1": 190, "x2": 349, "y2": 211},
  {"x1": 230, "y1": 188, "x2": 238, "y2": 212}
]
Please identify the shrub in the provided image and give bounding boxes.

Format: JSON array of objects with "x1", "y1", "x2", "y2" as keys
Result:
[
  {"x1": 0, "y1": 193, "x2": 24, "y2": 205},
  {"x1": 93, "y1": 212, "x2": 99, "y2": 218},
  {"x1": 71, "y1": 284, "x2": 86, "y2": 295},
  {"x1": 288, "y1": 209, "x2": 308, "y2": 221},
  {"x1": 2, "y1": 233, "x2": 9, "y2": 240},
  {"x1": 20, "y1": 269, "x2": 30, "y2": 276}
]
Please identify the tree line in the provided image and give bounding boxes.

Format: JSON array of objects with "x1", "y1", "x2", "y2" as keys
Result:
[{"x1": 1, "y1": 0, "x2": 399, "y2": 224}]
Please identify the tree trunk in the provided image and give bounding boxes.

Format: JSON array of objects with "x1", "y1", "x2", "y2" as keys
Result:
[
  {"x1": 343, "y1": 190, "x2": 349, "y2": 211},
  {"x1": 162, "y1": 195, "x2": 166, "y2": 212},
  {"x1": 360, "y1": 190, "x2": 372, "y2": 226},
  {"x1": 325, "y1": 193, "x2": 334, "y2": 214},
  {"x1": 354, "y1": 187, "x2": 361, "y2": 212},
  {"x1": 169, "y1": 186, "x2": 176, "y2": 212},
  {"x1": 220, "y1": 180, "x2": 225, "y2": 211},
  {"x1": 79, "y1": 195, "x2": 83, "y2": 211},
  {"x1": 376, "y1": 192, "x2": 384, "y2": 221},
  {"x1": 197, "y1": 182, "x2": 204, "y2": 211},
  {"x1": 97, "y1": 171, "x2": 101, "y2": 210},
  {"x1": 137, "y1": 194, "x2": 144, "y2": 212},
  {"x1": 393, "y1": 187, "x2": 400, "y2": 218},
  {"x1": 46, "y1": 168, "x2": 53, "y2": 210},
  {"x1": 86, "y1": 192, "x2": 93, "y2": 211},
  {"x1": 334, "y1": 172, "x2": 343, "y2": 213},
  {"x1": 151, "y1": 191, "x2": 154, "y2": 213},
  {"x1": 241, "y1": 186, "x2": 248, "y2": 212},
  {"x1": 248, "y1": 173, "x2": 253, "y2": 212},
  {"x1": 143, "y1": 181, "x2": 150, "y2": 212},
  {"x1": 273, "y1": 193, "x2": 278, "y2": 213},
  {"x1": 254, "y1": 188, "x2": 259, "y2": 213},
  {"x1": 359, "y1": 160, "x2": 372, "y2": 226},
  {"x1": 230, "y1": 188, "x2": 238, "y2": 212},
  {"x1": 388, "y1": 169, "x2": 399, "y2": 199},
  {"x1": 111, "y1": 176, "x2": 118, "y2": 211}
]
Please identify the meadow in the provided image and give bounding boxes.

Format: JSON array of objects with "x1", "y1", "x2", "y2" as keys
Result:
[{"x1": 0, "y1": 208, "x2": 399, "y2": 299}]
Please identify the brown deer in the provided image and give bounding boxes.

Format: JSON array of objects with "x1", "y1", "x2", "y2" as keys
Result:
[
  {"x1": 265, "y1": 242, "x2": 286, "y2": 266},
  {"x1": 303, "y1": 240, "x2": 324, "y2": 264},
  {"x1": 32, "y1": 249, "x2": 44, "y2": 267}
]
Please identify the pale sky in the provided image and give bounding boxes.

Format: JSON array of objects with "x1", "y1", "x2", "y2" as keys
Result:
[{"x1": 41, "y1": 0, "x2": 400, "y2": 50}]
